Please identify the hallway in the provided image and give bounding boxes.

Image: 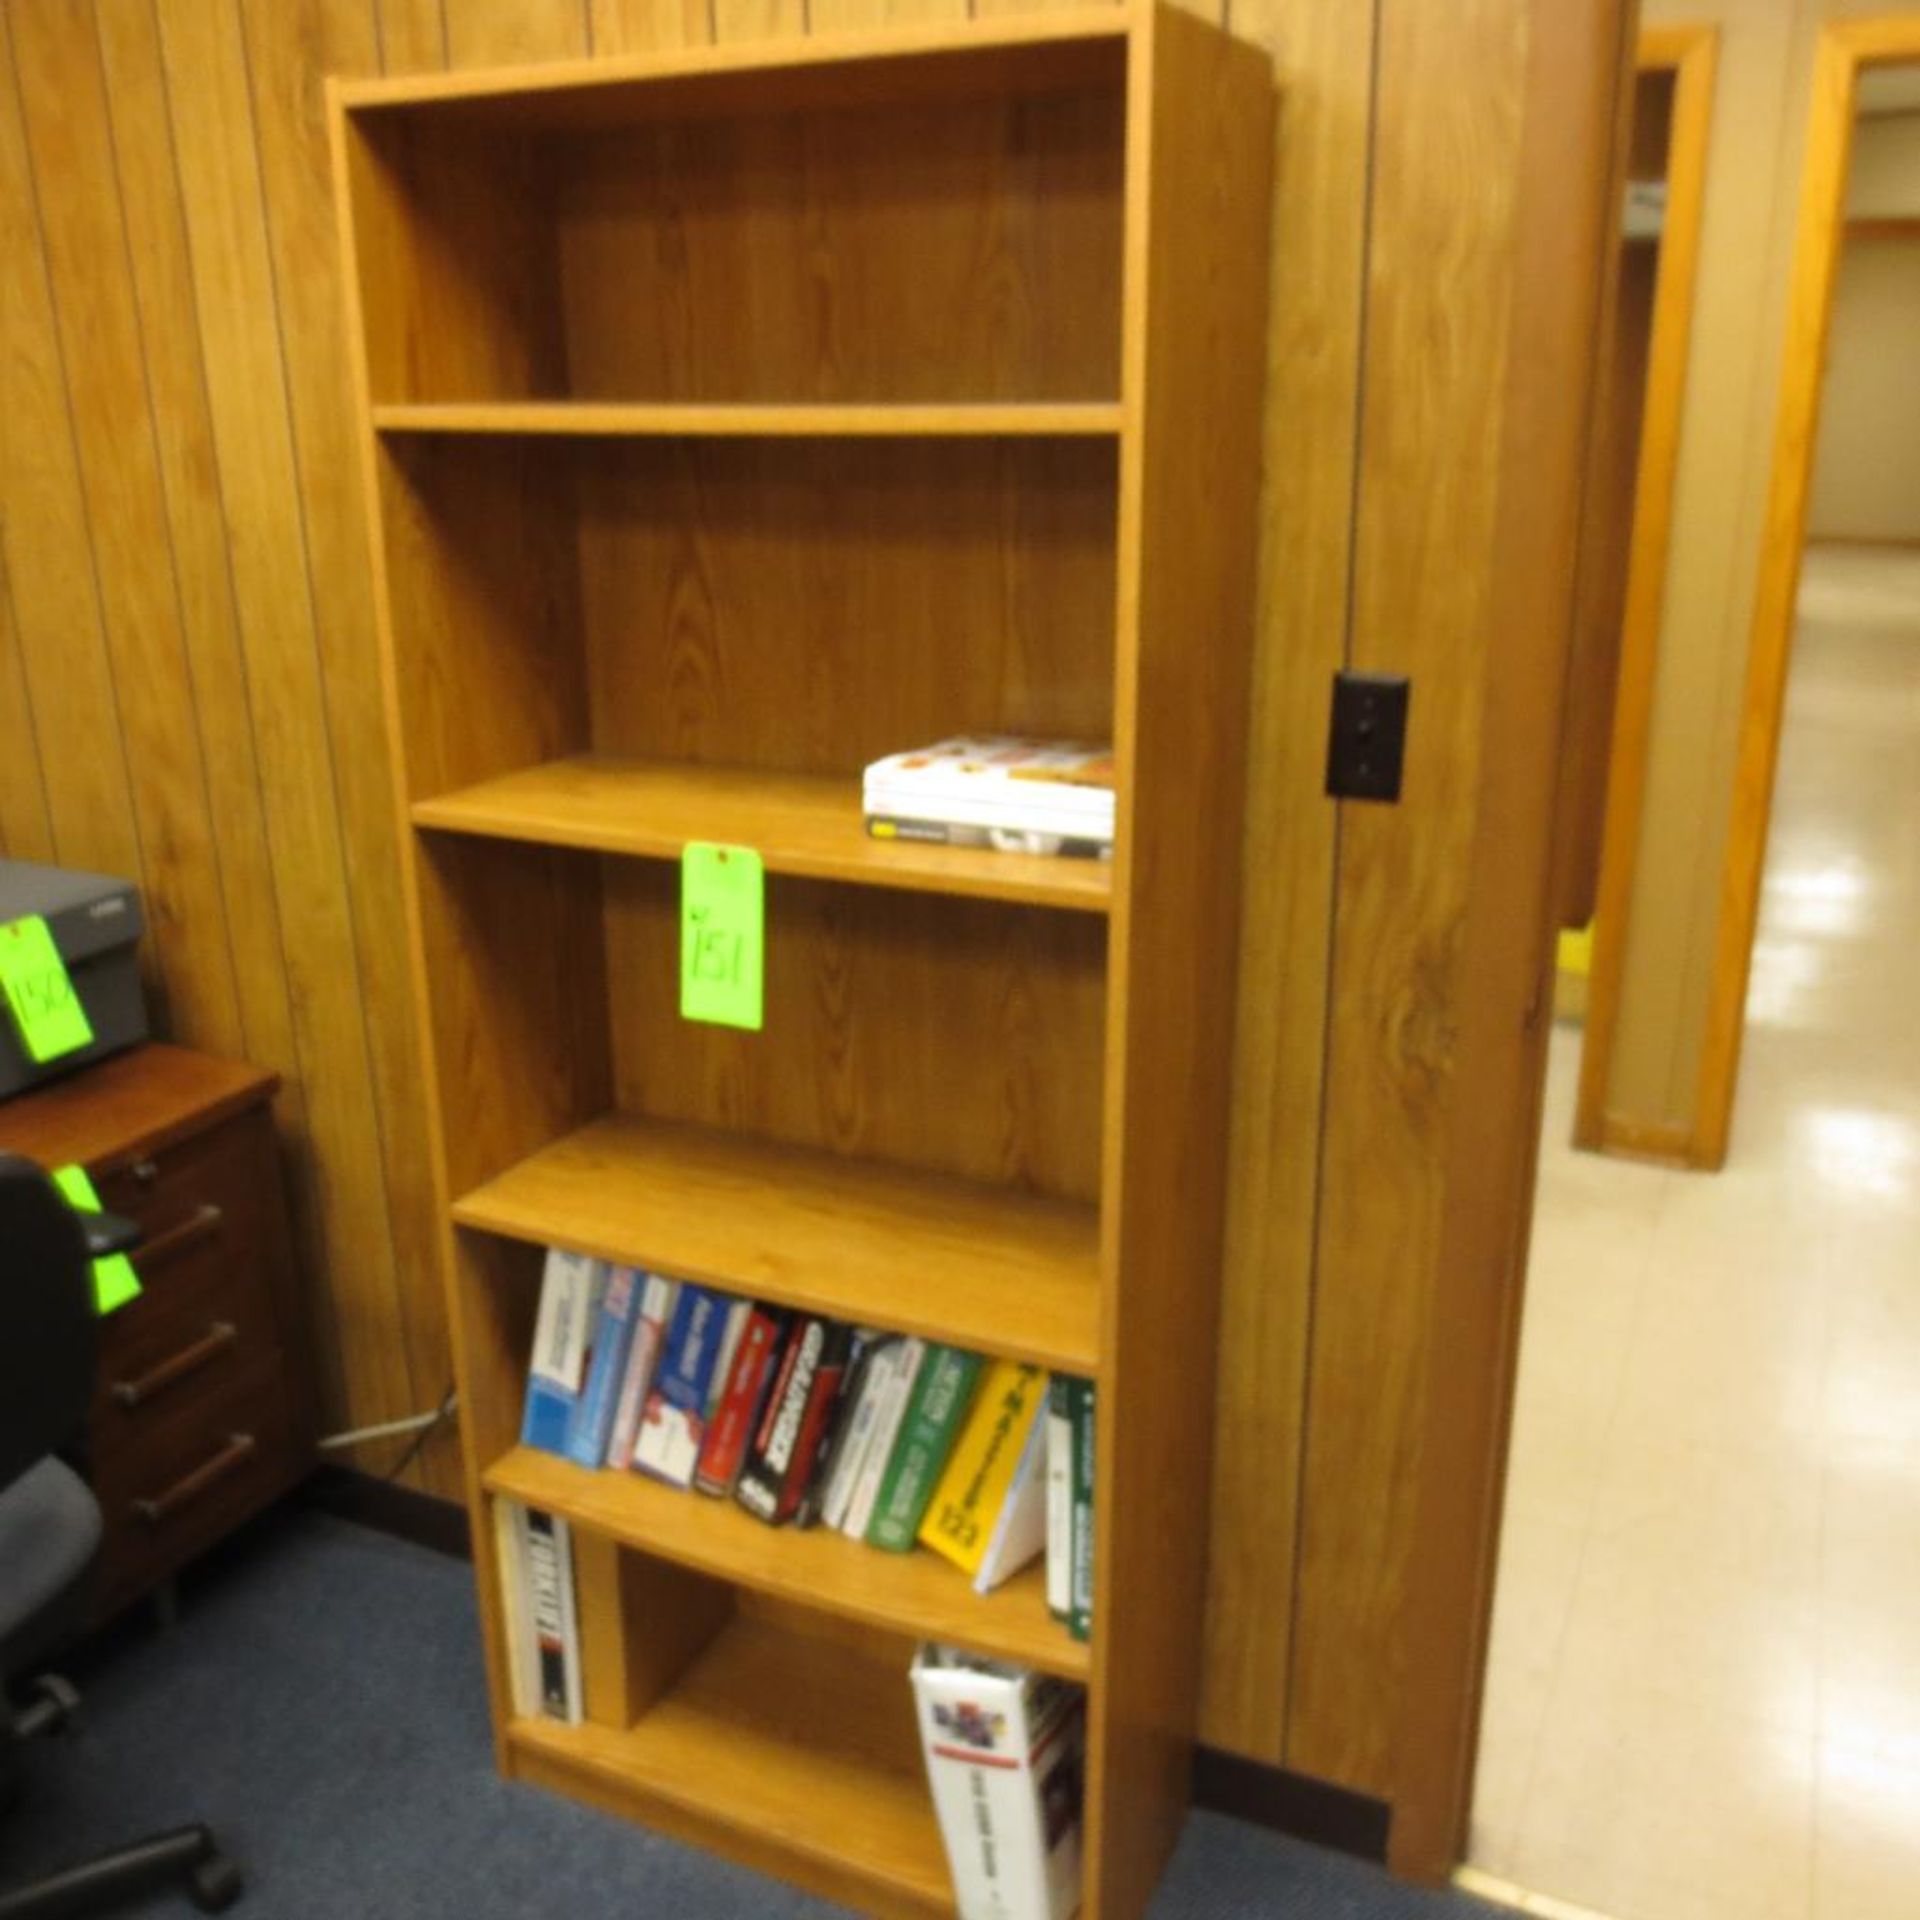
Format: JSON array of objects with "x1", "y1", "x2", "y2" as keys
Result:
[{"x1": 1470, "y1": 544, "x2": 1920, "y2": 1920}]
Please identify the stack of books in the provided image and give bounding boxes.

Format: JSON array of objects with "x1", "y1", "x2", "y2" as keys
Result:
[
  {"x1": 517, "y1": 1247, "x2": 1095, "y2": 1634},
  {"x1": 862, "y1": 737, "x2": 1115, "y2": 860}
]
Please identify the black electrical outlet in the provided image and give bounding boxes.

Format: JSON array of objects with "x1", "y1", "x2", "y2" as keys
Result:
[{"x1": 1325, "y1": 671, "x2": 1410, "y2": 803}]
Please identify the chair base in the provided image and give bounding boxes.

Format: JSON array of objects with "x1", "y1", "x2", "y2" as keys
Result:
[{"x1": 0, "y1": 1823, "x2": 241, "y2": 1918}]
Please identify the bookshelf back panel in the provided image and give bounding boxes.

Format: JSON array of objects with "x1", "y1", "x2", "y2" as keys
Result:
[
  {"x1": 604, "y1": 863, "x2": 1106, "y2": 1203},
  {"x1": 558, "y1": 91, "x2": 1123, "y2": 404},
  {"x1": 577, "y1": 437, "x2": 1118, "y2": 776},
  {"x1": 349, "y1": 78, "x2": 1124, "y2": 405}
]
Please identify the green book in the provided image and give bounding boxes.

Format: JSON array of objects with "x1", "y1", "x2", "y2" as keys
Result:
[
  {"x1": 865, "y1": 1346, "x2": 984, "y2": 1552},
  {"x1": 1069, "y1": 1377, "x2": 1096, "y2": 1642}
]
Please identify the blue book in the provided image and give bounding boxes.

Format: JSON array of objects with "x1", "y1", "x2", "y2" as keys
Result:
[
  {"x1": 633, "y1": 1284, "x2": 729, "y2": 1488},
  {"x1": 563, "y1": 1265, "x2": 643, "y2": 1468},
  {"x1": 521, "y1": 1250, "x2": 606, "y2": 1455}
]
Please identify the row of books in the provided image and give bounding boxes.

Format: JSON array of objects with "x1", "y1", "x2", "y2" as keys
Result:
[
  {"x1": 496, "y1": 1499, "x2": 1083, "y2": 1920},
  {"x1": 520, "y1": 1249, "x2": 1096, "y2": 1636},
  {"x1": 863, "y1": 735, "x2": 1115, "y2": 861}
]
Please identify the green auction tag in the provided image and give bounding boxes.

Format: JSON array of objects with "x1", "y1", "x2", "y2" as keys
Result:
[
  {"x1": 680, "y1": 843, "x2": 764, "y2": 1031},
  {"x1": 51, "y1": 1163, "x2": 143, "y2": 1316},
  {"x1": 0, "y1": 915, "x2": 93, "y2": 1065}
]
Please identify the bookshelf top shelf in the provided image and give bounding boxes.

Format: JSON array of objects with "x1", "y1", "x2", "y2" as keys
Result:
[
  {"x1": 334, "y1": 6, "x2": 1133, "y2": 128},
  {"x1": 486, "y1": 1446, "x2": 1088, "y2": 1681},
  {"x1": 453, "y1": 1114, "x2": 1102, "y2": 1376},
  {"x1": 410, "y1": 757, "x2": 1113, "y2": 915}
]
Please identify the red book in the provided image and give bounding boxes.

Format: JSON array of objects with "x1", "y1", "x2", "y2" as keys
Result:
[
  {"x1": 775, "y1": 1322, "x2": 854, "y2": 1525},
  {"x1": 694, "y1": 1305, "x2": 792, "y2": 1496}
]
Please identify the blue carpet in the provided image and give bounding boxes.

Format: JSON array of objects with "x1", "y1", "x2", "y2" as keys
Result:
[{"x1": 0, "y1": 1507, "x2": 1492, "y2": 1917}]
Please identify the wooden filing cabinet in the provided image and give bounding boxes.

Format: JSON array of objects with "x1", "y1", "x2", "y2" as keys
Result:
[{"x1": 0, "y1": 1043, "x2": 316, "y2": 1619}]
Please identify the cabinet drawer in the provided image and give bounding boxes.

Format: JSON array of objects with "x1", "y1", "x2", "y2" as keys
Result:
[
  {"x1": 92, "y1": 1358, "x2": 302, "y2": 1610},
  {"x1": 91, "y1": 1111, "x2": 287, "y2": 1435},
  {"x1": 96, "y1": 1107, "x2": 262, "y2": 1245},
  {"x1": 94, "y1": 1212, "x2": 277, "y2": 1432}
]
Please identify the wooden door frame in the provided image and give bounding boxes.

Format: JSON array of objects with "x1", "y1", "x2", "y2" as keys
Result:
[
  {"x1": 1691, "y1": 16, "x2": 1920, "y2": 1167},
  {"x1": 1572, "y1": 23, "x2": 1719, "y2": 1160}
]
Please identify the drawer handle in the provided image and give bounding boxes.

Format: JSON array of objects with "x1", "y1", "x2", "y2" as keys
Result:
[
  {"x1": 110, "y1": 1320, "x2": 238, "y2": 1409},
  {"x1": 132, "y1": 1432, "x2": 257, "y2": 1526},
  {"x1": 132, "y1": 1203, "x2": 225, "y2": 1275},
  {"x1": 129, "y1": 1157, "x2": 160, "y2": 1186}
]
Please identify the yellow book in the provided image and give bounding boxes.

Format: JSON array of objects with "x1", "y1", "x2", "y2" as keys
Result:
[{"x1": 917, "y1": 1360, "x2": 1046, "y2": 1575}]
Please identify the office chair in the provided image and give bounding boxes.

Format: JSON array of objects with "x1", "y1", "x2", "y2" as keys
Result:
[{"x1": 0, "y1": 1153, "x2": 241, "y2": 1916}]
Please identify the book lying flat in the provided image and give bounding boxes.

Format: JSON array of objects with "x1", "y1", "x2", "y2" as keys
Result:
[{"x1": 864, "y1": 738, "x2": 1115, "y2": 857}]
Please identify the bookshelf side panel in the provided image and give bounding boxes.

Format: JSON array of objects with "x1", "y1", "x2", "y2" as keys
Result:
[
  {"x1": 375, "y1": 436, "x2": 591, "y2": 803},
  {"x1": 338, "y1": 112, "x2": 568, "y2": 404},
  {"x1": 1089, "y1": 13, "x2": 1274, "y2": 1916}
]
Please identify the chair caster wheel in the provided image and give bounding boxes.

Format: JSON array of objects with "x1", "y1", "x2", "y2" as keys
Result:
[{"x1": 190, "y1": 1850, "x2": 243, "y2": 1911}]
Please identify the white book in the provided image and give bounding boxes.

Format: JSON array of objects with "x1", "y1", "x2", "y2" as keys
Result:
[
  {"x1": 498, "y1": 1499, "x2": 583, "y2": 1726},
  {"x1": 1045, "y1": 1381, "x2": 1073, "y2": 1620},
  {"x1": 911, "y1": 1647, "x2": 1084, "y2": 1920},
  {"x1": 821, "y1": 1337, "x2": 900, "y2": 1532},
  {"x1": 863, "y1": 738, "x2": 1114, "y2": 818},
  {"x1": 843, "y1": 1337, "x2": 925, "y2": 1539},
  {"x1": 520, "y1": 1249, "x2": 605, "y2": 1454},
  {"x1": 973, "y1": 1396, "x2": 1050, "y2": 1595}
]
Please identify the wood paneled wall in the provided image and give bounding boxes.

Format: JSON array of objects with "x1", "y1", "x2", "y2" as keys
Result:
[{"x1": 1, "y1": 0, "x2": 1618, "y2": 1871}]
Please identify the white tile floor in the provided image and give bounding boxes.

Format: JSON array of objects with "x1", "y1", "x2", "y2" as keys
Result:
[{"x1": 1470, "y1": 545, "x2": 1920, "y2": 1920}]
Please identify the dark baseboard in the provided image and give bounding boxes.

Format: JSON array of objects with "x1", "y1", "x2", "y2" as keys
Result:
[
  {"x1": 1192, "y1": 1744, "x2": 1391, "y2": 1864},
  {"x1": 303, "y1": 1464, "x2": 471, "y2": 1561}
]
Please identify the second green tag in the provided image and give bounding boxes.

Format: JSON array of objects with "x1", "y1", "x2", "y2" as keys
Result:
[
  {"x1": 680, "y1": 843, "x2": 764, "y2": 1032},
  {"x1": 51, "y1": 1163, "x2": 143, "y2": 1316}
]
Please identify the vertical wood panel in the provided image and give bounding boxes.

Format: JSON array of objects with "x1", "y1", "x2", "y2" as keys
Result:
[
  {"x1": 710, "y1": 0, "x2": 800, "y2": 41},
  {"x1": 591, "y1": 0, "x2": 713, "y2": 52},
  {"x1": 151, "y1": 0, "x2": 415, "y2": 1443},
  {"x1": 11, "y1": 0, "x2": 244, "y2": 1059},
  {"x1": 1200, "y1": 0, "x2": 1374, "y2": 1763},
  {"x1": 0, "y1": 558, "x2": 57, "y2": 864},
  {"x1": 92, "y1": 0, "x2": 304, "y2": 1093},
  {"x1": 237, "y1": 0, "x2": 458, "y2": 1490},
  {"x1": 443, "y1": 0, "x2": 590, "y2": 65},
  {"x1": 378, "y1": 0, "x2": 449, "y2": 71},
  {"x1": 0, "y1": 24, "x2": 147, "y2": 907},
  {"x1": 1287, "y1": 0, "x2": 1528, "y2": 1798}
]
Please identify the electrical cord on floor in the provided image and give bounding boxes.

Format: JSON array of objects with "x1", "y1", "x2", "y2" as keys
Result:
[
  {"x1": 381, "y1": 1384, "x2": 458, "y2": 1483},
  {"x1": 315, "y1": 1385, "x2": 459, "y2": 1483}
]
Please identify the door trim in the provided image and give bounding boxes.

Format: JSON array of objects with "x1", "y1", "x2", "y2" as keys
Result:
[
  {"x1": 1691, "y1": 15, "x2": 1920, "y2": 1167},
  {"x1": 1572, "y1": 24, "x2": 1719, "y2": 1157}
]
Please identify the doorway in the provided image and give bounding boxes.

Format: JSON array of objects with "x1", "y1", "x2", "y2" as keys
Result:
[{"x1": 1468, "y1": 26, "x2": 1920, "y2": 1920}]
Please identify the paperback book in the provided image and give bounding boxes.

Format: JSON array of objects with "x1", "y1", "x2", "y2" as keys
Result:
[
  {"x1": 919, "y1": 1360, "x2": 1047, "y2": 1576},
  {"x1": 496, "y1": 1499, "x2": 582, "y2": 1726}
]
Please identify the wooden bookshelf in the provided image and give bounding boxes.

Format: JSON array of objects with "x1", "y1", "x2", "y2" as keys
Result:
[{"x1": 335, "y1": 6, "x2": 1272, "y2": 1914}]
